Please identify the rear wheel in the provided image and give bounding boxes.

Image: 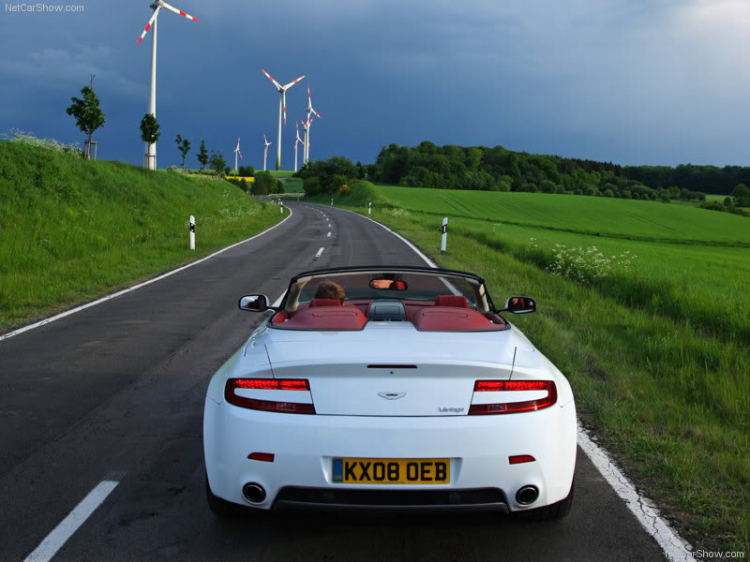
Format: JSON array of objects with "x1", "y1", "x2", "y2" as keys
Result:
[{"x1": 517, "y1": 480, "x2": 574, "y2": 521}]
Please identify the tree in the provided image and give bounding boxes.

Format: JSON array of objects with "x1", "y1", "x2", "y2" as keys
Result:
[
  {"x1": 175, "y1": 134, "x2": 191, "y2": 169},
  {"x1": 66, "y1": 85, "x2": 105, "y2": 159},
  {"x1": 139, "y1": 114, "x2": 161, "y2": 168},
  {"x1": 238, "y1": 164, "x2": 255, "y2": 177},
  {"x1": 731, "y1": 183, "x2": 750, "y2": 207},
  {"x1": 253, "y1": 171, "x2": 274, "y2": 195},
  {"x1": 197, "y1": 139, "x2": 209, "y2": 171},
  {"x1": 209, "y1": 151, "x2": 226, "y2": 176}
]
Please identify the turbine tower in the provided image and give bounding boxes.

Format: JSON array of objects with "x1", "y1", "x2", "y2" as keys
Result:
[
  {"x1": 263, "y1": 133, "x2": 272, "y2": 172},
  {"x1": 136, "y1": 0, "x2": 199, "y2": 170},
  {"x1": 300, "y1": 115, "x2": 312, "y2": 165},
  {"x1": 294, "y1": 121, "x2": 304, "y2": 172},
  {"x1": 261, "y1": 68, "x2": 305, "y2": 171},
  {"x1": 233, "y1": 136, "x2": 242, "y2": 172},
  {"x1": 304, "y1": 84, "x2": 321, "y2": 164}
]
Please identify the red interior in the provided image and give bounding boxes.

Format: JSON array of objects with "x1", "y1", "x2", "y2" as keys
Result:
[
  {"x1": 309, "y1": 298, "x2": 342, "y2": 307},
  {"x1": 411, "y1": 307, "x2": 505, "y2": 332},
  {"x1": 434, "y1": 295, "x2": 469, "y2": 308},
  {"x1": 280, "y1": 306, "x2": 368, "y2": 330},
  {"x1": 272, "y1": 297, "x2": 507, "y2": 331}
]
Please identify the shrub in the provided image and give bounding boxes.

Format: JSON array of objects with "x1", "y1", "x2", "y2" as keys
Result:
[
  {"x1": 238, "y1": 164, "x2": 255, "y2": 177},
  {"x1": 252, "y1": 171, "x2": 274, "y2": 195},
  {"x1": 303, "y1": 176, "x2": 321, "y2": 196},
  {"x1": 3, "y1": 129, "x2": 82, "y2": 156},
  {"x1": 546, "y1": 244, "x2": 636, "y2": 286}
]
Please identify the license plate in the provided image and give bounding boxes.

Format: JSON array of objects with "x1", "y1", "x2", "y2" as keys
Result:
[{"x1": 331, "y1": 458, "x2": 450, "y2": 484}]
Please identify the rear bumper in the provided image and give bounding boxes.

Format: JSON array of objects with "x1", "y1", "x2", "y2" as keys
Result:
[
  {"x1": 273, "y1": 486, "x2": 509, "y2": 513},
  {"x1": 203, "y1": 397, "x2": 576, "y2": 513}
]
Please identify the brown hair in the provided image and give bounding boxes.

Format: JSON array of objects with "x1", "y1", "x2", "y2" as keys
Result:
[{"x1": 314, "y1": 280, "x2": 345, "y2": 304}]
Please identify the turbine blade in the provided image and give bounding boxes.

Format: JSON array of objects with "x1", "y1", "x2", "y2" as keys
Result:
[
  {"x1": 313, "y1": 109, "x2": 322, "y2": 119},
  {"x1": 160, "y1": 1, "x2": 199, "y2": 21},
  {"x1": 261, "y1": 69, "x2": 282, "y2": 90},
  {"x1": 283, "y1": 91, "x2": 287, "y2": 126},
  {"x1": 282, "y1": 75, "x2": 305, "y2": 90},
  {"x1": 136, "y1": 8, "x2": 160, "y2": 45}
]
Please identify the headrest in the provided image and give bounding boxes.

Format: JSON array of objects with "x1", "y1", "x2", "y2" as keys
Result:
[
  {"x1": 435, "y1": 295, "x2": 469, "y2": 308},
  {"x1": 309, "y1": 298, "x2": 343, "y2": 307}
]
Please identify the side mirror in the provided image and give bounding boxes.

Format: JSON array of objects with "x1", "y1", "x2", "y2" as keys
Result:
[
  {"x1": 239, "y1": 294, "x2": 270, "y2": 312},
  {"x1": 501, "y1": 296, "x2": 536, "y2": 314}
]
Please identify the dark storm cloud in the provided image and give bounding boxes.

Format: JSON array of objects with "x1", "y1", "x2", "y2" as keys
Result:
[{"x1": 1, "y1": 0, "x2": 749, "y2": 168}]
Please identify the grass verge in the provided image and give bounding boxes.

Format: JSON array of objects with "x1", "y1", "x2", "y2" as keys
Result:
[{"x1": 0, "y1": 141, "x2": 285, "y2": 332}]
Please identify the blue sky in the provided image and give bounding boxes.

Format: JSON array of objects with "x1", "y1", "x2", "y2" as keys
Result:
[{"x1": 1, "y1": 0, "x2": 749, "y2": 170}]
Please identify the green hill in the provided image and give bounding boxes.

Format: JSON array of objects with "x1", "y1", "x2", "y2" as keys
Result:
[
  {"x1": 0, "y1": 140, "x2": 284, "y2": 331},
  {"x1": 374, "y1": 184, "x2": 750, "y2": 246}
]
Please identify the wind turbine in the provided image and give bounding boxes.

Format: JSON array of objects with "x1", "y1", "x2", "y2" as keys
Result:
[
  {"x1": 304, "y1": 84, "x2": 321, "y2": 164},
  {"x1": 261, "y1": 68, "x2": 305, "y2": 171},
  {"x1": 300, "y1": 116, "x2": 310, "y2": 165},
  {"x1": 233, "y1": 136, "x2": 242, "y2": 172},
  {"x1": 263, "y1": 133, "x2": 272, "y2": 172},
  {"x1": 294, "y1": 121, "x2": 304, "y2": 172},
  {"x1": 136, "y1": 0, "x2": 199, "y2": 170}
]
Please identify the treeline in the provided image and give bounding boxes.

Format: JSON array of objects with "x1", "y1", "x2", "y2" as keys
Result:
[
  {"x1": 364, "y1": 142, "x2": 750, "y2": 200},
  {"x1": 296, "y1": 157, "x2": 364, "y2": 196}
]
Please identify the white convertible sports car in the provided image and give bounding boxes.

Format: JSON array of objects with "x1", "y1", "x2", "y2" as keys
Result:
[{"x1": 203, "y1": 266, "x2": 576, "y2": 518}]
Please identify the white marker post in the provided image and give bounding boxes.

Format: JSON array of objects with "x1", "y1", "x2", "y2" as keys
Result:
[
  {"x1": 279, "y1": 201, "x2": 283, "y2": 214},
  {"x1": 330, "y1": 198, "x2": 333, "y2": 207},
  {"x1": 440, "y1": 217, "x2": 448, "y2": 254},
  {"x1": 368, "y1": 202, "x2": 372, "y2": 216},
  {"x1": 189, "y1": 215, "x2": 195, "y2": 250}
]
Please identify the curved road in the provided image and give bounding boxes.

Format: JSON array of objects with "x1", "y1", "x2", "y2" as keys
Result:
[{"x1": 0, "y1": 203, "x2": 667, "y2": 561}]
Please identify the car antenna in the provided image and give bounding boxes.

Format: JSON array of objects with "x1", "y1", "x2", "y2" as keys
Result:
[{"x1": 509, "y1": 346, "x2": 517, "y2": 380}]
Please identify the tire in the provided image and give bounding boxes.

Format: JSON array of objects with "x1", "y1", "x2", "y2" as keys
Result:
[{"x1": 517, "y1": 480, "x2": 574, "y2": 521}]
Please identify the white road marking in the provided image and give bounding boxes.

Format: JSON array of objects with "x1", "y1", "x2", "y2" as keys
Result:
[
  {"x1": 327, "y1": 232, "x2": 331, "y2": 238},
  {"x1": 24, "y1": 480, "x2": 119, "y2": 562},
  {"x1": 333, "y1": 205, "x2": 694, "y2": 562},
  {"x1": 315, "y1": 247, "x2": 325, "y2": 258},
  {"x1": 577, "y1": 424, "x2": 692, "y2": 561},
  {"x1": 0, "y1": 209, "x2": 294, "y2": 344}
]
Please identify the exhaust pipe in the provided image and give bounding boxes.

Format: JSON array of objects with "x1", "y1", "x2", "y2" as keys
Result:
[
  {"x1": 242, "y1": 483, "x2": 266, "y2": 504},
  {"x1": 516, "y1": 485, "x2": 539, "y2": 506}
]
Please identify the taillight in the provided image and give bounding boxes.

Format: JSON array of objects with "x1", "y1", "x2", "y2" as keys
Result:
[
  {"x1": 469, "y1": 380, "x2": 557, "y2": 415},
  {"x1": 225, "y1": 379, "x2": 315, "y2": 414},
  {"x1": 232, "y1": 378, "x2": 309, "y2": 391}
]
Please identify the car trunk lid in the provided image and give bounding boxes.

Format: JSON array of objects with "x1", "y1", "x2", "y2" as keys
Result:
[{"x1": 265, "y1": 328, "x2": 529, "y2": 416}]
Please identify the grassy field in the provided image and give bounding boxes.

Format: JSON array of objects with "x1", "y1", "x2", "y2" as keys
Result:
[
  {"x1": 268, "y1": 170, "x2": 296, "y2": 178},
  {"x1": 0, "y1": 141, "x2": 285, "y2": 332},
  {"x1": 281, "y1": 177, "x2": 304, "y2": 193},
  {"x1": 318, "y1": 181, "x2": 750, "y2": 553}
]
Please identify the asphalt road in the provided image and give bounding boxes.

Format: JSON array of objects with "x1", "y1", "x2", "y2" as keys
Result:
[{"x1": 0, "y1": 203, "x2": 667, "y2": 562}]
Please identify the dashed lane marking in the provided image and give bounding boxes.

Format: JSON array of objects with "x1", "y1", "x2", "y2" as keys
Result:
[{"x1": 24, "y1": 480, "x2": 120, "y2": 562}]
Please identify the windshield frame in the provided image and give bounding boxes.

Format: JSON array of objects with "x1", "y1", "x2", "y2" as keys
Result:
[{"x1": 279, "y1": 266, "x2": 496, "y2": 313}]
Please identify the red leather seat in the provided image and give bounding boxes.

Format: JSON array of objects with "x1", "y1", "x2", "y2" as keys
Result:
[
  {"x1": 434, "y1": 295, "x2": 469, "y2": 308},
  {"x1": 412, "y1": 307, "x2": 502, "y2": 332},
  {"x1": 309, "y1": 298, "x2": 342, "y2": 307},
  {"x1": 280, "y1": 306, "x2": 367, "y2": 330}
]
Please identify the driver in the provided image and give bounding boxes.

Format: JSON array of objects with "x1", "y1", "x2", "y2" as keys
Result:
[{"x1": 314, "y1": 280, "x2": 345, "y2": 304}]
